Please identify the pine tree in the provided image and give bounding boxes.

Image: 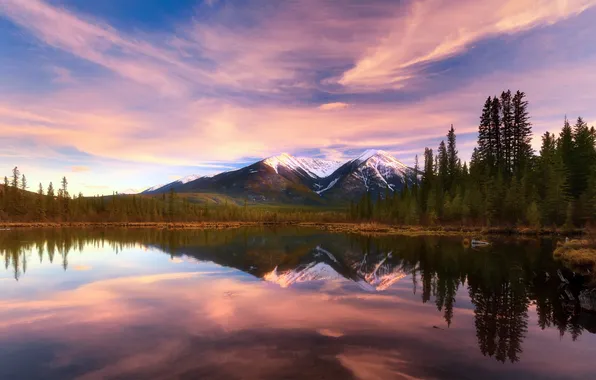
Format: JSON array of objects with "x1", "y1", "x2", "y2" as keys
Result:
[
  {"x1": 512, "y1": 91, "x2": 532, "y2": 175},
  {"x1": 437, "y1": 141, "x2": 448, "y2": 216},
  {"x1": 11, "y1": 167, "x2": 20, "y2": 188},
  {"x1": 46, "y1": 182, "x2": 55, "y2": 218},
  {"x1": 438, "y1": 140, "x2": 448, "y2": 188},
  {"x1": 421, "y1": 148, "x2": 434, "y2": 212},
  {"x1": 558, "y1": 116, "x2": 574, "y2": 184},
  {"x1": 490, "y1": 97, "x2": 502, "y2": 171},
  {"x1": 500, "y1": 90, "x2": 514, "y2": 175},
  {"x1": 538, "y1": 132, "x2": 568, "y2": 225},
  {"x1": 21, "y1": 175, "x2": 27, "y2": 191},
  {"x1": 446, "y1": 125, "x2": 458, "y2": 191},
  {"x1": 478, "y1": 97, "x2": 492, "y2": 167},
  {"x1": 61, "y1": 176, "x2": 70, "y2": 219},
  {"x1": 414, "y1": 154, "x2": 420, "y2": 188},
  {"x1": 35, "y1": 183, "x2": 46, "y2": 221},
  {"x1": 570, "y1": 117, "x2": 596, "y2": 198},
  {"x1": 2, "y1": 176, "x2": 8, "y2": 212}
]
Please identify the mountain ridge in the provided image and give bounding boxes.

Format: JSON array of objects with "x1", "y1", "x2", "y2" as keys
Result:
[{"x1": 142, "y1": 150, "x2": 417, "y2": 204}]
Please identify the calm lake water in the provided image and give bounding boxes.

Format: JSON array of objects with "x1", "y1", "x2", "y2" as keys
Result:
[{"x1": 1, "y1": 228, "x2": 595, "y2": 380}]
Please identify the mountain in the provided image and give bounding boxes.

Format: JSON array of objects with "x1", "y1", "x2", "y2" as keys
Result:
[
  {"x1": 263, "y1": 154, "x2": 342, "y2": 179},
  {"x1": 163, "y1": 154, "x2": 335, "y2": 204},
  {"x1": 316, "y1": 150, "x2": 416, "y2": 201},
  {"x1": 261, "y1": 247, "x2": 408, "y2": 292},
  {"x1": 156, "y1": 234, "x2": 410, "y2": 292},
  {"x1": 141, "y1": 174, "x2": 205, "y2": 194},
  {"x1": 142, "y1": 150, "x2": 415, "y2": 204}
]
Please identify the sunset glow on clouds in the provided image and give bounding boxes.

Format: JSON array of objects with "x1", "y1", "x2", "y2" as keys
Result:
[{"x1": 1, "y1": 0, "x2": 595, "y2": 194}]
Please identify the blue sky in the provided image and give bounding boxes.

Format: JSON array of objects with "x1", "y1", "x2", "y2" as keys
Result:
[{"x1": 1, "y1": 0, "x2": 595, "y2": 194}]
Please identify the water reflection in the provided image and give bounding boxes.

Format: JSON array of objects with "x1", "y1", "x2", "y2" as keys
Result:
[{"x1": 1, "y1": 228, "x2": 596, "y2": 379}]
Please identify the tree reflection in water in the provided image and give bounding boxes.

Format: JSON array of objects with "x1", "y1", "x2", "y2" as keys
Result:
[{"x1": 1, "y1": 227, "x2": 593, "y2": 364}]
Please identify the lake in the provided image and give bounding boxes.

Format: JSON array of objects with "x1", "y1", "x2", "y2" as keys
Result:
[{"x1": 1, "y1": 228, "x2": 595, "y2": 380}]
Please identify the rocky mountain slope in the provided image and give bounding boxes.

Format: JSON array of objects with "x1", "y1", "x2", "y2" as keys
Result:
[{"x1": 142, "y1": 150, "x2": 416, "y2": 204}]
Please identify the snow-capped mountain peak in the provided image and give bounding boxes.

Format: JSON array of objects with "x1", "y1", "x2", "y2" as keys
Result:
[
  {"x1": 295, "y1": 157, "x2": 342, "y2": 178},
  {"x1": 263, "y1": 153, "x2": 304, "y2": 175},
  {"x1": 352, "y1": 149, "x2": 407, "y2": 169},
  {"x1": 263, "y1": 153, "x2": 342, "y2": 179},
  {"x1": 141, "y1": 149, "x2": 414, "y2": 200},
  {"x1": 143, "y1": 183, "x2": 167, "y2": 193},
  {"x1": 141, "y1": 174, "x2": 206, "y2": 194},
  {"x1": 263, "y1": 262, "x2": 344, "y2": 288},
  {"x1": 354, "y1": 149, "x2": 388, "y2": 163},
  {"x1": 177, "y1": 174, "x2": 203, "y2": 184},
  {"x1": 263, "y1": 248, "x2": 407, "y2": 292}
]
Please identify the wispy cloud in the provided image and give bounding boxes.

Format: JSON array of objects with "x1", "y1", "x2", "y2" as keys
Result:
[
  {"x1": 318, "y1": 102, "x2": 350, "y2": 111},
  {"x1": 336, "y1": 0, "x2": 596, "y2": 91}
]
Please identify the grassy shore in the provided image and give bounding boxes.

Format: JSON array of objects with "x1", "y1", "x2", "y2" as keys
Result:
[
  {"x1": 0, "y1": 221, "x2": 266, "y2": 230},
  {"x1": 554, "y1": 238, "x2": 596, "y2": 278},
  {"x1": 0, "y1": 221, "x2": 588, "y2": 236}
]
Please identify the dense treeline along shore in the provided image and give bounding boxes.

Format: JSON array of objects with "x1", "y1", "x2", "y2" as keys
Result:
[
  {"x1": 350, "y1": 90, "x2": 596, "y2": 231},
  {"x1": 0, "y1": 90, "x2": 595, "y2": 234}
]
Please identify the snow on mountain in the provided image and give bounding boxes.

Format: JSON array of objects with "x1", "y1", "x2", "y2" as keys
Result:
[
  {"x1": 142, "y1": 183, "x2": 167, "y2": 193},
  {"x1": 295, "y1": 157, "x2": 343, "y2": 178},
  {"x1": 177, "y1": 174, "x2": 203, "y2": 184},
  {"x1": 263, "y1": 153, "x2": 304, "y2": 175},
  {"x1": 264, "y1": 262, "x2": 344, "y2": 288},
  {"x1": 355, "y1": 253, "x2": 408, "y2": 291},
  {"x1": 264, "y1": 248, "x2": 407, "y2": 292},
  {"x1": 315, "y1": 177, "x2": 339, "y2": 195},
  {"x1": 263, "y1": 153, "x2": 342, "y2": 179},
  {"x1": 141, "y1": 149, "x2": 413, "y2": 200},
  {"x1": 346, "y1": 149, "x2": 412, "y2": 193},
  {"x1": 141, "y1": 174, "x2": 206, "y2": 194},
  {"x1": 352, "y1": 149, "x2": 410, "y2": 177}
]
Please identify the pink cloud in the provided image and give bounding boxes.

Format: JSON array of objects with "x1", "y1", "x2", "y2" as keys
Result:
[
  {"x1": 337, "y1": 0, "x2": 596, "y2": 91},
  {"x1": 318, "y1": 102, "x2": 350, "y2": 111}
]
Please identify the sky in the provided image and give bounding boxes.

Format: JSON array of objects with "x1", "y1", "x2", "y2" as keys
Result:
[{"x1": 1, "y1": 0, "x2": 596, "y2": 195}]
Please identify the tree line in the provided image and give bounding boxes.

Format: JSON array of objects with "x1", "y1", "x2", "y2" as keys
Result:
[
  {"x1": 0, "y1": 172, "x2": 345, "y2": 223},
  {"x1": 350, "y1": 90, "x2": 596, "y2": 228}
]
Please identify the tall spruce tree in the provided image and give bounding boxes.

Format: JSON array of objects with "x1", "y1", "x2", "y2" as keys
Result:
[
  {"x1": 46, "y1": 182, "x2": 55, "y2": 218},
  {"x1": 490, "y1": 97, "x2": 502, "y2": 171},
  {"x1": 570, "y1": 117, "x2": 596, "y2": 198},
  {"x1": 500, "y1": 90, "x2": 514, "y2": 175},
  {"x1": 538, "y1": 132, "x2": 568, "y2": 225},
  {"x1": 558, "y1": 116, "x2": 574, "y2": 178},
  {"x1": 512, "y1": 91, "x2": 532, "y2": 175},
  {"x1": 478, "y1": 97, "x2": 492, "y2": 167},
  {"x1": 421, "y1": 148, "x2": 434, "y2": 212},
  {"x1": 11, "y1": 167, "x2": 20, "y2": 188},
  {"x1": 36, "y1": 183, "x2": 45, "y2": 220},
  {"x1": 446, "y1": 125, "x2": 458, "y2": 191}
]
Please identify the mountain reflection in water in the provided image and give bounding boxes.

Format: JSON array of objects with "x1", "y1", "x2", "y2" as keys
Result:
[{"x1": 1, "y1": 227, "x2": 596, "y2": 380}]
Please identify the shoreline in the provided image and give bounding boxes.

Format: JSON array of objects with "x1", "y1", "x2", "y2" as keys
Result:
[
  {"x1": 0, "y1": 221, "x2": 586, "y2": 236},
  {"x1": 553, "y1": 239, "x2": 596, "y2": 280}
]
